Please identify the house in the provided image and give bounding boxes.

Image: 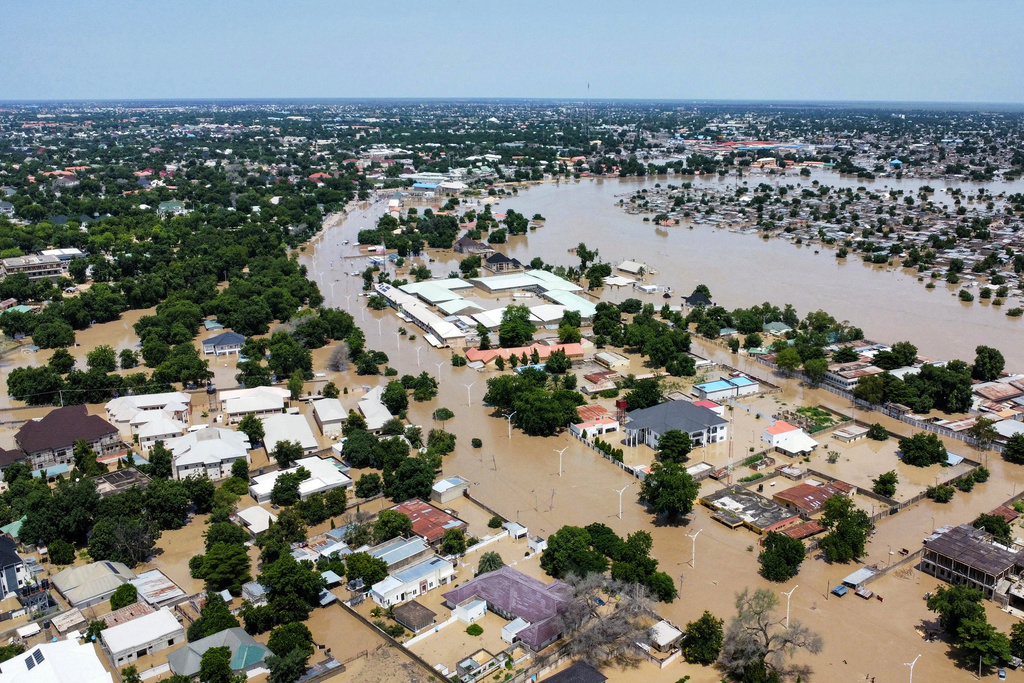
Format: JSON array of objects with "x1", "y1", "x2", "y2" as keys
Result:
[
  {"x1": 541, "y1": 662, "x2": 607, "y2": 683},
  {"x1": 312, "y1": 398, "x2": 347, "y2": 437},
  {"x1": 0, "y1": 536, "x2": 28, "y2": 597},
  {"x1": 357, "y1": 386, "x2": 394, "y2": 433},
  {"x1": 136, "y1": 416, "x2": 186, "y2": 452},
  {"x1": 650, "y1": 620, "x2": 684, "y2": 653},
  {"x1": 105, "y1": 392, "x2": 192, "y2": 437},
  {"x1": 242, "y1": 582, "x2": 268, "y2": 606},
  {"x1": 370, "y1": 556, "x2": 456, "y2": 607},
  {"x1": 762, "y1": 421, "x2": 820, "y2": 457},
  {"x1": 100, "y1": 608, "x2": 184, "y2": 667},
  {"x1": 0, "y1": 255, "x2": 63, "y2": 281},
  {"x1": 431, "y1": 476, "x2": 470, "y2": 504},
  {"x1": 391, "y1": 600, "x2": 437, "y2": 633},
  {"x1": 129, "y1": 569, "x2": 186, "y2": 608},
  {"x1": 692, "y1": 375, "x2": 759, "y2": 401},
  {"x1": 233, "y1": 506, "x2": 277, "y2": 537},
  {"x1": 220, "y1": 386, "x2": 288, "y2": 423},
  {"x1": 0, "y1": 201, "x2": 14, "y2": 217},
  {"x1": 594, "y1": 351, "x2": 629, "y2": 371},
  {"x1": 773, "y1": 481, "x2": 853, "y2": 516},
  {"x1": 762, "y1": 322, "x2": 794, "y2": 336},
  {"x1": 166, "y1": 627, "x2": 270, "y2": 678},
  {"x1": 823, "y1": 362, "x2": 884, "y2": 391},
  {"x1": 922, "y1": 524, "x2": 1024, "y2": 601},
  {"x1": 453, "y1": 236, "x2": 493, "y2": 255},
  {"x1": 166, "y1": 428, "x2": 250, "y2": 481},
  {"x1": 261, "y1": 413, "x2": 319, "y2": 454},
  {"x1": 0, "y1": 640, "x2": 113, "y2": 683},
  {"x1": 684, "y1": 290, "x2": 712, "y2": 308},
  {"x1": 616, "y1": 260, "x2": 646, "y2": 275},
  {"x1": 483, "y1": 252, "x2": 524, "y2": 274},
  {"x1": 16, "y1": 405, "x2": 121, "y2": 476},
  {"x1": 157, "y1": 200, "x2": 189, "y2": 216},
  {"x1": 700, "y1": 485, "x2": 802, "y2": 534},
  {"x1": 248, "y1": 456, "x2": 352, "y2": 504},
  {"x1": 0, "y1": 447, "x2": 24, "y2": 472},
  {"x1": 623, "y1": 400, "x2": 728, "y2": 449},
  {"x1": 390, "y1": 499, "x2": 467, "y2": 544},
  {"x1": 366, "y1": 536, "x2": 433, "y2": 571},
  {"x1": 441, "y1": 566, "x2": 573, "y2": 651},
  {"x1": 202, "y1": 331, "x2": 245, "y2": 356},
  {"x1": 569, "y1": 417, "x2": 619, "y2": 439},
  {"x1": 51, "y1": 561, "x2": 137, "y2": 608}
]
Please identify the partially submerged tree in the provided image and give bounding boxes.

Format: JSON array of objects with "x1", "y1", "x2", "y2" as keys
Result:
[
  {"x1": 719, "y1": 588, "x2": 823, "y2": 681},
  {"x1": 552, "y1": 574, "x2": 652, "y2": 670}
]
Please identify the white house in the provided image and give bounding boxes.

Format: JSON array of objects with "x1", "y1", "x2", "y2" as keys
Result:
[
  {"x1": 106, "y1": 392, "x2": 192, "y2": 438},
  {"x1": 370, "y1": 556, "x2": 456, "y2": 607},
  {"x1": 312, "y1": 398, "x2": 347, "y2": 437},
  {"x1": 624, "y1": 400, "x2": 728, "y2": 449},
  {"x1": 248, "y1": 456, "x2": 352, "y2": 504},
  {"x1": 136, "y1": 415, "x2": 186, "y2": 452},
  {"x1": 454, "y1": 598, "x2": 487, "y2": 624},
  {"x1": 261, "y1": 413, "x2": 319, "y2": 454},
  {"x1": 201, "y1": 331, "x2": 245, "y2": 356},
  {"x1": 569, "y1": 416, "x2": 619, "y2": 439},
  {"x1": 357, "y1": 386, "x2": 394, "y2": 433},
  {"x1": 0, "y1": 640, "x2": 113, "y2": 683},
  {"x1": 100, "y1": 607, "x2": 184, "y2": 667},
  {"x1": 763, "y1": 421, "x2": 819, "y2": 457},
  {"x1": 692, "y1": 376, "x2": 759, "y2": 401},
  {"x1": 166, "y1": 428, "x2": 250, "y2": 481},
  {"x1": 221, "y1": 387, "x2": 288, "y2": 424},
  {"x1": 233, "y1": 506, "x2": 277, "y2": 537}
]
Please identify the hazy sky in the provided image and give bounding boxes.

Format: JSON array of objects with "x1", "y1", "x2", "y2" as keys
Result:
[{"x1": 2, "y1": 0, "x2": 1021, "y2": 102}]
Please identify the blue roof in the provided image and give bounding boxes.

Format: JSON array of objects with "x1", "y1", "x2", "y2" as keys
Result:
[
  {"x1": 730, "y1": 376, "x2": 757, "y2": 387},
  {"x1": 413, "y1": 182, "x2": 438, "y2": 189},
  {"x1": 394, "y1": 557, "x2": 450, "y2": 584},
  {"x1": 696, "y1": 380, "x2": 734, "y2": 393},
  {"x1": 32, "y1": 463, "x2": 69, "y2": 478}
]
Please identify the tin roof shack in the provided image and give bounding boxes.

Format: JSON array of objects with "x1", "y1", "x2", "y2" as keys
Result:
[
  {"x1": 700, "y1": 485, "x2": 801, "y2": 534},
  {"x1": 391, "y1": 600, "x2": 437, "y2": 633},
  {"x1": 772, "y1": 480, "x2": 853, "y2": 517},
  {"x1": 366, "y1": 536, "x2": 433, "y2": 572},
  {"x1": 922, "y1": 524, "x2": 1024, "y2": 602},
  {"x1": 389, "y1": 499, "x2": 467, "y2": 545},
  {"x1": 130, "y1": 569, "x2": 186, "y2": 608},
  {"x1": 441, "y1": 566, "x2": 573, "y2": 652}
]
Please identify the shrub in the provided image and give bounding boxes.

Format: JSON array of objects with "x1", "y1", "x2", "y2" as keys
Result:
[
  {"x1": 466, "y1": 624, "x2": 483, "y2": 636},
  {"x1": 972, "y1": 466, "x2": 990, "y2": 483},
  {"x1": 487, "y1": 516, "x2": 503, "y2": 529},
  {"x1": 927, "y1": 484, "x2": 955, "y2": 503},
  {"x1": 867, "y1": 423, "x2": 889, "y2": 441},
  {"x1": 471, "y1": 438, "x2": 483, "y2": 448}
]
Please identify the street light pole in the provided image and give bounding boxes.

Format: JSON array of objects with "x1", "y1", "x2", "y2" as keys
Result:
[
  {"x1": 435, "y1": 361, "x2": 444, "y2": 380},
  {"x1": 615, "y1": 483, "x2": 631, "y2": 519},
  {"x1": 464, "y1": 383, "x2": 474, "y2": 406},
  {"x1": 554, "y1": 447, "x2": 568, "y2": 477},
  {"x1": 687, "y1": 529, "x2": 702, "y2": 569},
  {"x1": 781, "y1": 585, "x2": 798, "y2": 628},
  {"x1": 395, "y1": 331, "x2": 401, "y2": 349},
  {"x1": 414, "y1": 346, "x2": 423, "y2": 366},
  {"x1": 507, "y1": 412, "x2": 517, "y2": 439},
  {"x1": 904, "y1": 654, "x2": 921, "y2": 683}
]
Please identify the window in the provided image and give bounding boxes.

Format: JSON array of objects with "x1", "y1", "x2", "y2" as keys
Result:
[{"x1": 167, "y1": 639, "x2": 175, "y2": 647}]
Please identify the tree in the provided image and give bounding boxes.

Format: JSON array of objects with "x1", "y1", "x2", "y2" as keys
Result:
[
  {"x1": 48, "y1": 348, "x2": 76, "y2": 373},
  {"x1": 372, "y1": 510, "x2": 412, "y2": 544},
  {"x1": 927, "y1": 585, "x2": 986, "y2": 637},
  {"x1": 287, "y1": 373, "x2": 305, "y2": 400},
  {"x1": 440, "y1": 528, "x2": 468, "y2": 556},
  {"x1": 867, "y1": 423, "x2": 889, "y2": 441},
  {"x1": 88, "y1": 515, "x2": 160, "y2": 567},
  {"x1": 267, "y1": 622, "x2": 314, "y2": 659},
  {"x1": 758, "y1": 532, "x2": 806, "y2": 582},
  {"x1": 119, "y1": 349, "x2": 139, "y2": 370},
  {"x1": 973, "y1": 513, "x2": 1012, "y2": 545},
  {"x1": 121, "y1": 666, "x2": 142, "y2": 683},
  {"x1": 321, "y1": 382, "x2": 339, "y2": 399},
  {"x1": 231, "y1": 457, "x2": 250, "y2": 481},
  {"x1": 967, "y1": 417, "x2": 999, "y2": 452},
  {"x1": 86, "y1": 345, "x2": 117, "y2": 373},
  {"x1": 344, "y1": 552, "x2": 388, "y2": 586},
  {"x1": 1010, "y1": 621, "x2": 1024, "y2": 659},
  {"x1": 1005, "y1": 433, "x2": 1024, "y2": 465},
  {"x1": 554, "y1": 574, "x2": 651, "y2": 669},
  {"x1": 719, "y1": 588, "x2": 824, "y2": 680},
  {"x1": 237, "y1": 414, "x2": 265, "y2": 446},
  {"x1": 545, "y1": 349, "x2": 573, "y2": 374},
  {"x1": 498, "y1": 305, "x2": 536, "y2": 348},
  {"x1": 199, "y1": 646, "x2": 236, "y2": 683},
  {"x1": 109, "y1": 583, "x2": 138, "y2": 610},
  {"x1": 623, "y1": 378, "x2": 663, "y2": 411},
  {"x1": 47, "y1": 538, "x2": 75, "y2": 565},
  {"x1": 774, "y1": 347, "x2": 802, "y2": 375},
  {"x1": 853, "y1": 373, "x2": 885, "y2": 405},
  {"x1": 148, "y1": 441, "x2": 173, "y2": 479},
  {"x1": 872, "y1": 470, "x2": 898, "y2": 497},
  {"x1": 432, "y1": 407, "x2": 454, "y2": 424},
  {"x1": 957, "y1": 618, "x2": 1011, "y2": 672},
  {"x1": 270, "y1": 469, "x2": 309, "y2": 507},
  {"x1": 818, "y1": 495, "x2": 872, "y2": 563},
  {"x1": 354, "y1": 473, "x2": 382, "y2": 498},
  {"x1": 802, "y1": 357, "x2": 828, "y2": 385},
  {"x1": 259, "y1": 553, "x2": 325, "y2": 624},
  {"x1": 899, "y1": 432, "x2": 946, "y2": 467},
  {"x1": 682, "y1": 610, "x2": 725, "y2": 665},
  {"x1": 385, "y1": 456, "x2": 436, "y2": 502},
  {"x1": 266, "y1": 649, "x2": 309, "y2": 683},
  {"x1": 381, "y1": 380, "x2": 409, "y2": 414},
  {"x1": 200, "y1": 542, "x2": 252, "y2": 593},
  {"x1": 477, "y1": 552, "x2": 504, "y2": 575},
  {"x1": 637, "y1": 462, "x2": 699, "y2": 521},
  {"x1": 187, "y1": 593, "x2": 240, "y2": 641},
  {"x1": 272, "y1": 441, "x2": 303, "y2": 469},
  {"x1": 205, "y1": 522, "x2": 250, "y2": 551},
  {"x1": 656, "y1": 430, "x2": 692, "y2": 464},
  {"x1": 541, "y1": 526, "x2": 609, "y2": 579},
  {"x1": 973, "y1": 345, "x2": 1005, "y2": 381}
]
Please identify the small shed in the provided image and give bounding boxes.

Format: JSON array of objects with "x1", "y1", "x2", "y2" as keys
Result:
[
  {"x1": 502, "y1": 617, "x2": 530, "y2": 644},
  {"x1": 842, "y1": 567, "x2": 876, "y2": 588},
  {"x1": 454, "y1": 598, "x2": 487, "y2": 624},
  {"x1": 392, "y1": 600, "x2": 437, "y2": 633},
  {"x1": 650, "y1": 620, "x2": 683, "y2": 652},
  {"x1": 502, "y1": 522, "x2": 528, "y2": 540},
  {"x1": 431, "y1": 476, "x2": 470, "y2": 504}
]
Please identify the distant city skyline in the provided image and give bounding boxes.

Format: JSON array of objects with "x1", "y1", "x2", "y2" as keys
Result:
[{"x1": 2, "y1": 0, "x2": 1022, "y2": 103}]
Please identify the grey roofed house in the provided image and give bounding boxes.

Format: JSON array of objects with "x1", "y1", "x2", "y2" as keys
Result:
[
  {"x1": 624, "y1": 400, "x2": 728, "y2": 448},
  {"x1": 684, "y1": 290, "x2": 712, "y2": 307},
  {"x1": 541, "y1": 662, "x2": 608, "y2": 683},
  {"x1": 441, "y1": 566, "x2": 572, "y2": 651},
  {"x1": 202, "y1": 331, "x2": 245, "y2": 355},
  {"x1": 167, "y1": 627, "x2": 270, "y2": 677},
  {"x1": 51, "y1": 561, "x2": 137, "y2": 607}
]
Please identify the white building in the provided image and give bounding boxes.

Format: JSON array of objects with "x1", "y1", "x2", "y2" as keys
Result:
[
  {"x1": 357, "y1": 386, "x2": 394, "y2": 433},
  {"x1": 692, "y1": 376, "x2": 759, "y2": 401},
  {"x1": 105, "y1": 393, "x2": 192, "y2": 438},
  {"x1": 312, "y1": 398, "x2": 347, "y2": 437},
  {"x1": 762, "y1": 421, "x2": 819, "y2": 457},
  {"x1": 248, "y1": 456, "x2": 352, "y2": 504},
  {"x1": 233, "y1": 506, "x2": 277, "y2": 537},
  {"x1": 569, "y1": 416, "x2": 619, "y2": 439},
  {"x1": 220, "y1": 386, "x2": 289, "y2": 424},
  {"x1": 100, "y1": 607, "x2": 184, "y2": 667},
  {"x1": 0, "y1": 640, "x2": 113, "y2": 683},
  {"x1": 261, "y1": 413, "x2": 319, "y2": 454},
  {"x1": 370, "y1": 556, "x2": 456, "y2": 607},
  {"x1": 136, "y1": 416, "x2": 186, "y2": 452},
  {"x1": 166, "y1": 428, "x2": 250, "y2": 481}
]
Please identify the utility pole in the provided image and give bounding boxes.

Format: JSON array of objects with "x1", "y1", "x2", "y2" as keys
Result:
[
  {"x1": 687, "y1": 529, "x2": 702, "y2": 569},
  {"x1": 904, "y1": 654, "x2": 921, "y2": 683},
  {"x1": 394, "y1": 331, "x2": 401, "y2": 349},
  {"x1": 464, "y1": 383, "x2": 474, "y2": 406},
  {"x1": 435, "y1": 360, "x2": 444, "y2": 380},
  {"x1": 507, "y1": 412, "x2": 517, "y2": 440},
  {"x1": 414, "y1": 346, "x2": 423, "y2": 366},
  {"x1": 554, "y1": 446, "x2": 568, "y2": 477},
  {"x1": 614, "y1": 483, "x2": 631, "y2": 519},
  {"x1": 781, "y1": 585, "x2": 798, "y2": 628}
]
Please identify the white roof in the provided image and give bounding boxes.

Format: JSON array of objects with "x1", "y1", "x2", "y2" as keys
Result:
[
  {"x1": 0, "y1": 640, "x2": 112, "y2": 683},
  {"x1": 617, "y1": 260, "x2": 645, "y2": 274},
  {"x1": 235, "y1": 506, "x2": 277, "y2": 534},
  {"x1": 137, "y1": 417, "x2": 185, "y2": 440},
  {"x1": 432, "y1": 476, "x2": 469, "y2": 495},
  {"x1": 994, "y1": 419, "x2": 1024, "y2": 438},
  {"x1": 529, "y1": 304, "x2": 565, "y2": 323},
  {"x1": 471, "y1": 307, "x2": 507, "y2": 330},
  {"x1": 312, "y1": 398, "x2": 347, "y2": 424},
  {"x1": 225, "y1": 392, "x2": 284, "y2": 416},
  {"x1": 357, "y1": 386, "x2": 394, "y2": 431},
  {"x1": 249, "y1": 457, "x2": 352, "y2": 501},
  {"x1": 101, "y1": 608, "x2": 181, "y2": 655},
  {"x1": 261, "y1": 413, "x2": 319, "y2": 452},
  {"x1": 168, "y1": 427, "x2": 250, "y2": 468},
  {"x1": 650, "y1": 620, "x2": 683, "y2": 647},
  {"x1": 774, "y1": 429, "x2": 820, "y2": 455},
  {"x1": 51, "y1": 561, "x2": 136, "y2": 606},
  {"x1": 219, "y1": 386, "x2": 289, "y2": 404},
  {"x1": 106, "y1": 392, "x2": 191, "y2": 423}
]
